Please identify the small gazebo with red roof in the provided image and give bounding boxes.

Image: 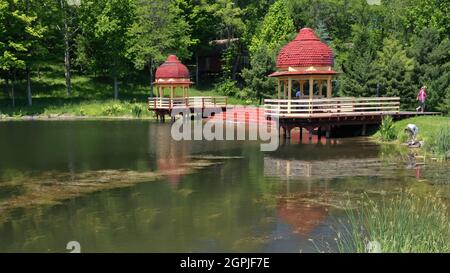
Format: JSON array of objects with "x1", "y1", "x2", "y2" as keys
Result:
[
  {"x1": 270, "y1": 28, "x2": 336, "y2": 100},
  {"x1": 154, "y1": 55, "x2": 193, "y2": 99}
]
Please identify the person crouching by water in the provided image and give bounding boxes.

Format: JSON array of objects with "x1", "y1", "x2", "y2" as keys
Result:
[
  {"x1": 416, "y1": 86, "x2": 427, "y2": 112},
  {"x1": 404, "y1": 124, "x2": 419, "y2": 145}
]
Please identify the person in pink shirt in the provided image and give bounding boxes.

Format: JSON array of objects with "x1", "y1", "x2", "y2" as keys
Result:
[{"x1": 416, "y1": 86, "x2": 427, "y2": 112}]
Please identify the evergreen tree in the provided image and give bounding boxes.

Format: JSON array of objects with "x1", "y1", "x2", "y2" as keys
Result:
[
  {"x1": 410, "y1": 28, "x2": 450, "y2": 111},
  {"x1": 249, "y1": 0, "x2": 295, "y2": 56},
  {"x1": 374, "y1": 37, "x2": 415, "y2": 108},
  {"x1": 241, "y1": 45, "x2": 277, "y2": 103},
  {"x1": 340, "y1": 26, "x2": 380, "y2": 97}
]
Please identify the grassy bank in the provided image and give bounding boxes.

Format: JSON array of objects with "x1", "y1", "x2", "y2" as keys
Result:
[
  {"x1": 336, "y1": 192, "x2": 450, "y2": 253},
  {"x1": 375, "y1": 116, "x2": 450, "y2": 158},
  {"x1": 0, "y1": 65, "x2": 250, "y2": 120}
]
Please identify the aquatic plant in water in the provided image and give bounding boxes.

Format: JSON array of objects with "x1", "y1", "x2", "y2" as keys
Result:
[
  {"x1": 335, "y1": 191, "x2": 450, "y2": 253},
  {"x1": 426, "y1": 126, "x2": 450, "y2": 159}
]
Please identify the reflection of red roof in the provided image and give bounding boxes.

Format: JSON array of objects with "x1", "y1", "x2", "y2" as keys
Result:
[
  {"x1": 277, "y1": 199, "x2": 328, "y2": 236},
  {"x1": 155, "y1": 55, "x2": 190, "y2": 79},
  {"x1": 277, "y1": 28, "x2": 334, "y2": 68}
]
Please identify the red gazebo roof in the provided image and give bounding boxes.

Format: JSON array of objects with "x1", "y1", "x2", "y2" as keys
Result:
[
  {"x1": 276, "y1": 28, "x2": 334, "y2": 69},
  {"x1": 155, "y1": 55, "x2": 191, "y2": 84}
]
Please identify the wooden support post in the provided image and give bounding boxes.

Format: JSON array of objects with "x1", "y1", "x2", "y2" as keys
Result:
[
  {"x1": 299, "y1": 127, "x2": 303, "y2": 142},
  {"x1": 300, "y1": 80, "x2": 304, "y2": 97},
  {"x1": 309, "y1": 78, "x2": 314, "y2": 100},
  {"x1": 318, "y1": 127, "x2": 322, "y2": 140},
  {"x1": 277, "y1": 80, "x2": 281, "y2": 99},
  {"x1": 327, "y1": 77, "x2": 332, "y2": 98},
  {"x1": 283, "y1": 80, "x2": 287, "y2": 99},
  {"x1": 288, "y1": 78, "x2": 292, "y2": 114},
  {"x1": 319, "y1": 81, "x2": 323, "y2": 98}
]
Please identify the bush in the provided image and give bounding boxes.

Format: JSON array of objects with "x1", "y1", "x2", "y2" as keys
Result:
[
  {"x1": 378, "y1": 116, "x2": 397, "y2": 141},
  {"x1": 131, "y1": 103, "x2": 143, "y2": 118},
  {"x1": 102, "y1": 104, "x2": 124, "y2": 116},
  {"x1": 215, "y1": 79, "x2": 240, "y2": 97},
  {"x1": 336, "y1": 192, "x2": 450, "y2": 253}
]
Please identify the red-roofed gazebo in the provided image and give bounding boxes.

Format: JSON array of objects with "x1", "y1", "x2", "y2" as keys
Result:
[
  {"x1": 269, "y1": 28, "x2": 336, "y2": 100},
  {"x1": 154, "y1": 55, "x2": 193, "y2": 99}
]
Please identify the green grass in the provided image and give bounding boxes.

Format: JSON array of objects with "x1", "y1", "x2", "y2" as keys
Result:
[
  {"x1": 0, "y1": 64, "x2": 250, "y2": 119},
  {"x1": 374, "y1": 116, "x2": 450, "y2": 158},
  {"x1": 336, "y1": 192, "x2": 450, "y2": 253}
]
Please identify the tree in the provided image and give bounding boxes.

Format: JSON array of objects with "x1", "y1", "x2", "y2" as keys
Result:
[
  {"x1": 410, "y1": 28, "x2": 450, "y2": 111},
  {"x1": 126, "y1": 0, "x2": 193, "y2": 96},
  {"x1": 374, "y1": 38, "x2": 415, "y2": 108},
  {"x1": 0, "y1": 0, "x2": 46, "y2": 107},
  {"x1": 59, "y1": 0, "x2": 81, "y2": 97},
  {"x1": 241, "y1": 45, "x2": 277, "y2": 103},
  {"x1": 404, "y1": 0, "x2": 450, "y2": 37},
  {"x1": 76, "y1": 0, "x2": 134, "y2": 99},
  {"x1": 206, "y1": 0, "x2": 245, "y2": 81},
  {"x1": 249, "y1": 0, "x2": 295, "y2": 56},
  {"x1": 339, "y1": 25, "x2": 380, "y2": 97}
]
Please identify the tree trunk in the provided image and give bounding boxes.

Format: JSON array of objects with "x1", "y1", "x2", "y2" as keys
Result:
[
  {"x1": 3, "y1": 78, "x2": 8, "y2": 97},
  {"x1": 196, "y1": 53, "x2": 199, "y2": 86},
  {"x1": 27, "y1": 69, "x2": 32, "y2": 106},
  {"x1": 149, "y1": 60, "x2": 153, "y2": 97},
  {"x1": 61, "y1": 0, "x2": 71, "y2": 97},
  {"x1": 11, "y1": 75, "x2": 15, "y2": 108},
  {"x1": 232, "y1": 53, "x2": 241, "y2": 81},
  {"x1": 114, "y1": 77, "x2": 119, "y2": 100}
]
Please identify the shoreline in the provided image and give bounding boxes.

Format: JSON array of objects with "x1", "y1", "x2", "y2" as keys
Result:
[{"x1": 0, "y1": 114, "x2": 158, "y2": 122}]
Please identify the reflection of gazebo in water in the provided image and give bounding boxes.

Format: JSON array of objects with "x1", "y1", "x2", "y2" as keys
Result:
[
  {"x1": 269, "y1": 28, "x2": 336, "y2": 100},
  {"x1": 277, "y1": 199, "x2": 328, "y2": 236}
]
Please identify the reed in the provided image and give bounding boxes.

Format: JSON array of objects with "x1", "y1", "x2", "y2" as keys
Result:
[{"x1": 335, "y1": 192, "x2": 450, "y2": 253}]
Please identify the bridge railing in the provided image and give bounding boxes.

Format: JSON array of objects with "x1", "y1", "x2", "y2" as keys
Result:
[
  {"x1": 264, "y1": 97, "x2": 400, "y2": 118},
  {"x1": 148, "y1": 97, "x2": 227, "y2": 110}
]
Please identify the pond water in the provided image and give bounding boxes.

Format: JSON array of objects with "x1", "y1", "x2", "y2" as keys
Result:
[{"x1": 0, "y1": 120, "x2": 448, "y2": 252}]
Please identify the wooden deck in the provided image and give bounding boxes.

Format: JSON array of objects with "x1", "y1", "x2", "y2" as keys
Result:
[
  {"x1": 264, "y1": 97, "x2": 440, "y2": 138},
  {"x1": 148, "y1": 96, "x2": 227, "y2": 121}
]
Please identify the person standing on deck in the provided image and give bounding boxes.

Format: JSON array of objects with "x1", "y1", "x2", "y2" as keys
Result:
[{"x1": 416, "y1": 86, "x2": 427, "y2": 112}]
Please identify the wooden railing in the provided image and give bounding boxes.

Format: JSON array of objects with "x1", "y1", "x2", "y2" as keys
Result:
[
  {"x1": 148, "y1": 97, "x2": 227, "y2": 110},
  {"x1": 264, "y1": 97, "x2": 400, "y2": 118}
]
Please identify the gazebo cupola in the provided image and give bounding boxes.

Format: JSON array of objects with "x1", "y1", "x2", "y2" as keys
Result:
[
  {"x1": 155, "y1": 55, "x2": 193, "y2": 99},
  {"x1": 270, "y1": 28, "x2": 336, "y2": 99}
]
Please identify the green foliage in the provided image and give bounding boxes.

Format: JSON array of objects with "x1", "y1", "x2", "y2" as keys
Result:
[
  {"x1": 340, "y1": 25, "x2": 380, "y2": 97},
  {"x1": 378, "y1": 116, "x2": 396, "y2": 141},
  {"x1": 126, "y1": 0, "x2": 193, "y2": 70},
  {"x1": 76, "y1": 0, "x2": 134, "y2": 94},
  {"x1": 131, "y1": 102, "x2": 143, "y2": 118},
  {"x1": 374, "y1": 38, "x2": 415, "y2": 108},
  {"x1": 215, "y1": 79, "x2": 239, "y2": 97},
  {"x1": 249, "y1": 0, "x2": 296, "y2": 55},
  {"x1": 438, "y1": 92, "x2": 450, "y2": 114},
  {"x1": 336, "y1": 192, "x2": 450, "y2": 253},
  {"x1": 241, "y1": 45, "x2": 277, "y2": 103},
  {"x1": 102, "y1": 103, "x2": 125, "y2": 116},
  {"x1": 426, "y1": 127, "x2": 450, "y2": 158},
  {"x1": 404, "y1": 0, "x2": 450, "y2": 37}
]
